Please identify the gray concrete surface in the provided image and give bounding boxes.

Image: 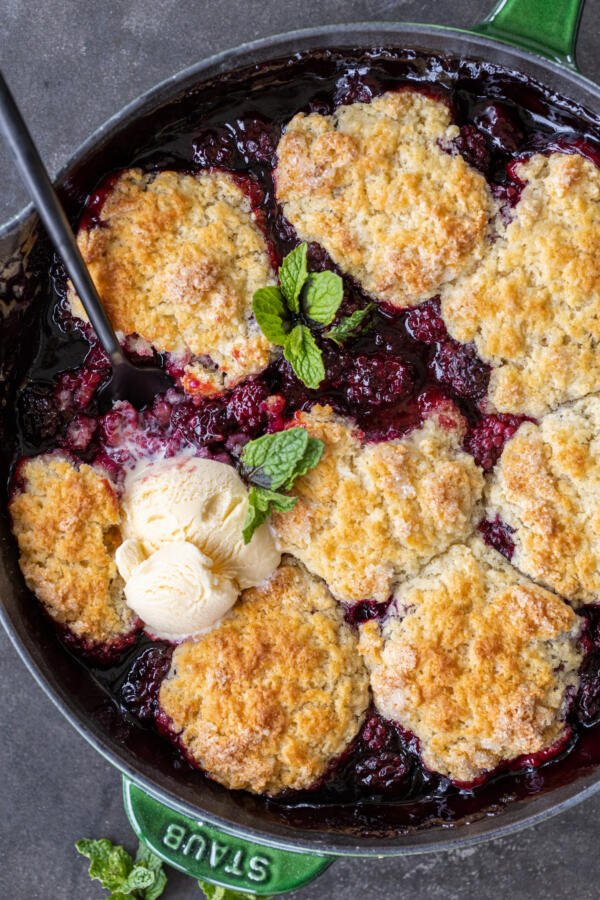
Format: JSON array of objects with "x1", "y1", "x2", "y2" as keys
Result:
[{"x1": 1, "y1": 1, "x2": 599, "y2": 897}]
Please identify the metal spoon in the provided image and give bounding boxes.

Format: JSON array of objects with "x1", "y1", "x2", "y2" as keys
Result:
[{"x1": 0, "y1": 71, "x2": 174, "y2": 409}]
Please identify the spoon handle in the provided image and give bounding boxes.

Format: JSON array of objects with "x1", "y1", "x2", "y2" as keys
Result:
[{"x1": 0, "y1": 70, "x2": 122, "y2": 361}]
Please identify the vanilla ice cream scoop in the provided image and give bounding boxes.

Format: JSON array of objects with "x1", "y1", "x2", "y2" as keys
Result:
[
  {"x1": 115, "y1": 455, "x2": 280, "y2": 640},
  {"x1": 120, "y1": 541, "x2": 238, "y2": 641}
]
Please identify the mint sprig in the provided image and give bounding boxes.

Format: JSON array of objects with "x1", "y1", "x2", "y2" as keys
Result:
[
  {"x1": 241, "y1": 427, "x2": 324, "y2": 543},
  {"x1": 242, "y1": 486, "x2": 297, "y2": 544},
  {"x1": 252, "y1": 286, "x2": 291, "y2": 344},
  {"x1": 283, "y1": 324, "x2": 325, "y2": 390},
  {"x1": 278, "y1": 242, "x2": 307, "y2": 314},
  {"x1": 303, "y1": 270, "x2": 344, "y2": 324},
  {"x1": 324, "y1": 302, "x2": 376, "y2": 345},
  {"x1": 76, "y1": 838, "x2": 167, "y2": 899},
  {"x1": 252, "y1": 243, "x2": 343, "y2": 389}
]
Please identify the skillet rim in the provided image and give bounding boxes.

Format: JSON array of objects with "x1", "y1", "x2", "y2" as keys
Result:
[{"x1": 2, "y1": 21, "x2": 600, "y2": 855}]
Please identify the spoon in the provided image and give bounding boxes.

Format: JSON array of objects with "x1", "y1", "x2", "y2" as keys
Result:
[{"x1": 0, "y1": 71, "x2": 174, "y2": 409}]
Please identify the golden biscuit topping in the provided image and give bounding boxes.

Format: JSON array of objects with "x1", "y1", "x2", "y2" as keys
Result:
[
  {"x1": 9, "y1": 454, "x2": 134, "y2": 644},
  {"x1": 158, "y1": 560, "x2": 370, "y2": 795},
  {"x1": 275, "y1": 90, "x2": 494, "y2": 308},
  {"x1": 487, "y1": 395, "x2": 600, "y2": 605},
  {"x1": 442, "y1": 152, "x2": 600, "y2": 416},
  {"x1": 271, "y1": 404, "x2": 484, "y2": 603},
  {"x1": 360, "y1": 539, "x2": 581, "y2": 783},
  {"x1": 69, "y1": 169, "x2": 276, "y2": 395}
]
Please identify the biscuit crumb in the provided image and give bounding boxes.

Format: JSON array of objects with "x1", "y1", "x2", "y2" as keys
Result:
[
  {"x1": 68, "y1": 169, "x2": 275, "y2": 395},
  {"x1": 487, "y1": 395, "x2": 600, "y2": 605},
  {"x1": 271, "y1": 404, "x2": 484, "y2": 602},
  {"x1": 275, "y1": 90, "x2": 493, "y2": 308},
  {"x1": 9, "y1": 454, "x2": 134, "y2": 645},
  {"x1": 360, "y1": 538, "x2": 581, "y2": 783},
  {"x1": 442, "y1": 152, "x2": 600, "y2": 416},
  {"x1": 159, "y1": 559, "x2": 370, "y2": 794}
]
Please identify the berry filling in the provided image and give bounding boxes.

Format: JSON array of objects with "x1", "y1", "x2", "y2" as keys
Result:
[
  {"x1": 479, "y1": 516, "x2": 516, "y2": 560},
  {"x1": 344, "y1": 598, "x2": 392, "y2": 626},
  {"x1": 464, "y1": 413, "x2": 530, "y2": 471},
  {"x1": 118, "y1": 643, "x2": 174, "y2": 723},
  {"x1": 10, "y1": 49, "x2": 600, "y2": 832}
]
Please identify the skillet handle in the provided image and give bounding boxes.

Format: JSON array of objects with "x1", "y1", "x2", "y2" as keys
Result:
[
  {"x1": 122, "y1": 777, "x2": 332, "y2": 895},
  {"x1": 474, "y1": 0, "x2": 585, "y2": 69}
]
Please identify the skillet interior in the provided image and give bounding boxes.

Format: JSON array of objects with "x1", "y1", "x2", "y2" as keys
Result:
[{"x1": 2, "y1": 24, "x2": 600, "y2": 856}]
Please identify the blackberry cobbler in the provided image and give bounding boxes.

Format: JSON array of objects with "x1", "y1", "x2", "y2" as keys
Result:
[{"x1": 7, "y1": 50, "x2": 600, "y2": 832}]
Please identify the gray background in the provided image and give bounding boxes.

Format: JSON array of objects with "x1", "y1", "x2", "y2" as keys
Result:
[{"x1": 1, "y1": 1, "x2": 599, "y2": 897}]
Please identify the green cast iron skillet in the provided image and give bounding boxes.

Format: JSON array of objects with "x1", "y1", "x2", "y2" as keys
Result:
[{"x1": 0, "y1": 0, "x2": 598, "y2": 893}]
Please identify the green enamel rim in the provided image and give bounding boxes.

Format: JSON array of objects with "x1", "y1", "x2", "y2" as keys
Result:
[
  {"x1": 123, "y1": 777, "x2": 331, "y2": 895},
  {"x1": 475, "y1": 0, "x2": 584, "y2": 68}
]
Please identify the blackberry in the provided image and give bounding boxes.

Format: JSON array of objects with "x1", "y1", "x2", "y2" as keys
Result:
[
  {"x1": 464, "y1": 413, "x2": 528, "y2": 470},
  {"x1": 430, "y1": 339, "x2": 490, "y2": 401}
]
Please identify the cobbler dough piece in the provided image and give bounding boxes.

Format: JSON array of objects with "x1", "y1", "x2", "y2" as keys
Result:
[
  {"x1": 9, "y1": 454, "x2": 134, "y2": 645},
  {"x1": 442, "y1": 152, "x2": 600, "y2": 417},
  {"x1": 68, "y1": 168, "x2": 275, "y2": 396},
  {"x1": 158, "y1": 559, "x2": 369, "y2": 795},
  {"x1": 359, "y1": 538, "x2": 582, "y2": 784},
  {"x1": 271, "y1": 404, "x2": 484, "y2": 603},
  {"x1": 487, "y1": 396, "x2": 600, "y2": 605},
  {"x1": 275, "y1": 89, "x2": 493, "y2": 308}
]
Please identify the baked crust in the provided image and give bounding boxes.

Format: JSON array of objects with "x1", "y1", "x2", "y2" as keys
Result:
[
  {"x1": 68, "y1": 168, "x2": 275, "y2": 395},
  {"x1": 271, "y1": 404, "x2": 484, "y2": 603},
  {"x1": 275, "y1": 90, "x2": 493, "y2": 308},
  {"x1": 158, "y1": 559, "x2": 369, "y2": 795},
  {"x1": 359, "y1": 538, "x2": 582, "y2": 783},
  {"x1": 442, "y1": 152, "x2": 600, "y2": 416},
  {"x1": 9, "y1": 454, "x2": 134, "y2": 644},
  {"x1": 487, "y1": 395, "x2": 600, "y2": 605}
]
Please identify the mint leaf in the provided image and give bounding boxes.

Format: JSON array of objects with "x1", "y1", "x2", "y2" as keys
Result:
[
  {"x1": 252, "y1": 286, "x2": 290, "y2": 344},
  {"x1": 303, "y1": 270, "x2": 343, "y2": 325},
  {"x1": 135, "y1": 842, "x2": 168, "y2": 900},
  {"x1": 243, "y1": 484, "x2": 298, "y2": 542},
  {"x1": 75, "y1": 838, "x2": 133, "y2": 892},
  {"x1": 279, "y1": 242, "x2": 308, "y2": 313},
  {"x1": 241, "y1": 430, "x2": 323, "y2": 542},
  {"x1": 241, "y1": 427, "x2": 309, "y2": 490},
  {"x1": 255, "y1": 487, "x2": 298, "y2": 513},
  {"x1": 283, "y1": 324, "x2": 325, "y2": 389},
  {"x1": 121, "y1": 867, "x2": 155, "y2": 893},
  {"x1": 283, "y1": 436, "x2": 324, "y2": 490},
  {"x1": 242, "y1": 488, "x2": 270, "y2": 543},
  {"x1": 324, "y1": 302, "x2": 376, "y2": 345},
  {"x1": 198, "y1": 879, "x2": 272, "y2": 899}
]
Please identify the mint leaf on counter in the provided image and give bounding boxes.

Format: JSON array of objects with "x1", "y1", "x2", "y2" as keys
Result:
[
  {"x1": 283, "y1": 324, "x2": 325, "y2": 389},
  {"x1": 76, "y1": 838, "x2": 167, "y2": 898},
  {"x1": 198, "y1": 881, "x2": 272, "y2": 899},
  {"x1": 121, "y1": 869, "x2": 155, "y2": 893},
  {"x1": 252, "y1": 286, "x2": 291, "y2": 344},
  {"x1": 76, "y1": 839, "x2": 134, "y2": 893},
  {"x1": 278, "y1": 241, "x2": 308, "y2": 313},
  {"x1": 303, "y1": 270, "x2": 343, "y2": 325},
  {"x1": 135, "y1": 842, "x2": 168, "y2": 899},
  {"x1": 324, "y1": 302, "x2": 376, "y2": 345}
]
